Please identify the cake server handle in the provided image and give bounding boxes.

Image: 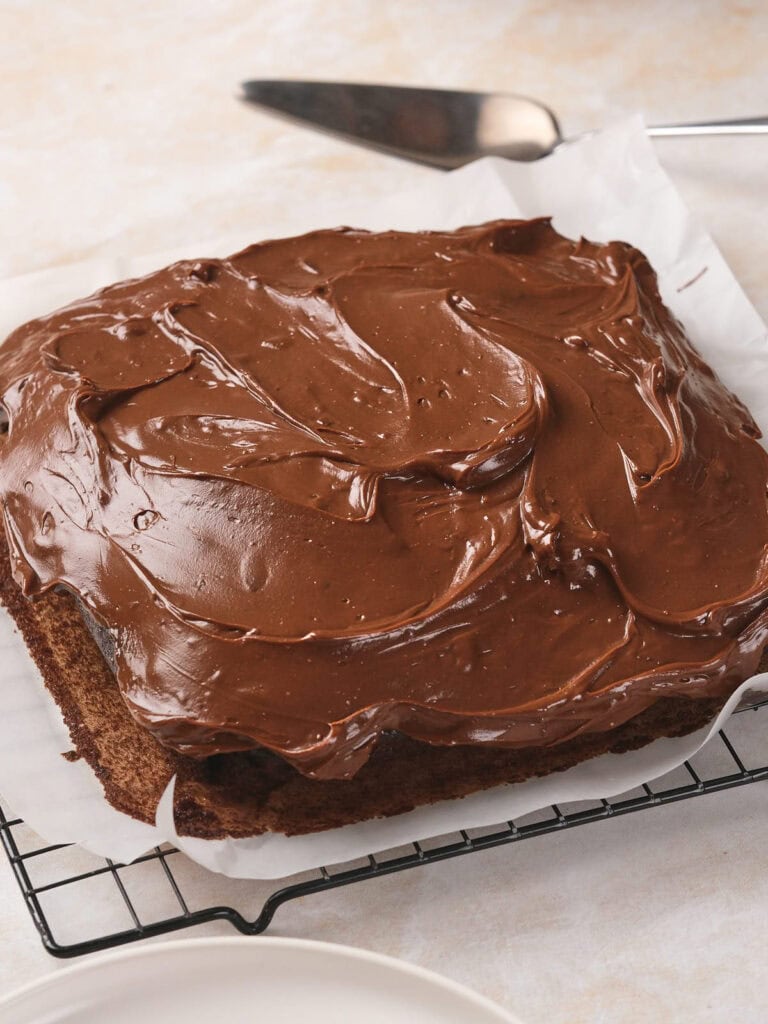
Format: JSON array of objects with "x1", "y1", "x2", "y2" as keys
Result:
[{"x1": 647, "y1": 115, "x2": 768, "y2": 137}]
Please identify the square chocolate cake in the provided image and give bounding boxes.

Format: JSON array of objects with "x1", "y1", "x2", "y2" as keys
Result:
[{"x1": 1, "y1": 219, "x2": 766, "y2": 837}]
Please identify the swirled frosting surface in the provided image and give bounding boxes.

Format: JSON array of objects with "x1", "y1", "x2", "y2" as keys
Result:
[{"x1": 2, "y1": 219, "x2": 768, "y2": 778}]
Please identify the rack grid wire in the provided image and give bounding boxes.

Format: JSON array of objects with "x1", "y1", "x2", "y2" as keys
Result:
[{"x1": 2, "y1": 696, "x2": 766, "y2": 958}]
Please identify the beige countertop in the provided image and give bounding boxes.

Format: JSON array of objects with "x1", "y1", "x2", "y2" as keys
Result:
[{"x1": 1, "y1": 2, "x2": 767, "y2": 1021}]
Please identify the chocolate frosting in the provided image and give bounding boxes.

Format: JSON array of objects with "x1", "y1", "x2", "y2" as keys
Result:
[{"x1": 2, "y1": 219, "x2": 768, "y2": 779}]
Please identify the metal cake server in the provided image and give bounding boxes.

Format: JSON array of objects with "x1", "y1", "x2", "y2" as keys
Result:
[{"x1": 240, "y1": 80, "x2": 768, "y2": 169}]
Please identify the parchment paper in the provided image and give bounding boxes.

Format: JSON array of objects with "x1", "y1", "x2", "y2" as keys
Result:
[{"x1": 0, "y1": 116, "x2": 766, "y2": 878}]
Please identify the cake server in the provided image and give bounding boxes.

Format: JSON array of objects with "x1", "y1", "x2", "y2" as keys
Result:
[{"x1": 240, "y1": 80, "x2": 768, "y2": 169}]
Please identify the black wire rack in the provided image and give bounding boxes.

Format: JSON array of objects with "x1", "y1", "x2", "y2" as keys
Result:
[{"x1": 2, "y1": 696, "x2": 766, "y2": 959}]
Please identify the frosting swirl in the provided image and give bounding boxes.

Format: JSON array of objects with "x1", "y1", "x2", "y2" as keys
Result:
[{"x1": 1, "y1": 219, "x2": 768, "y2": 778}]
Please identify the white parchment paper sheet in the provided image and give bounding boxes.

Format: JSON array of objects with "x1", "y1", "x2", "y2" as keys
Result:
[{"x1": 0, "y1": 117, "x2": 766, "y2": 877}]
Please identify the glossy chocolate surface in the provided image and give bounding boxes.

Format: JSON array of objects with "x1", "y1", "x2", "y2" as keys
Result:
[{"x1": 2, "y1": 219, "x2": 768, "y2": 778}]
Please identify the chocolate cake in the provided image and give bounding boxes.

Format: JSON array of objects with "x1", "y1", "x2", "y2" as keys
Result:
[{"x1": 1, "y1": 218, "x2": 767, "y2": 837}]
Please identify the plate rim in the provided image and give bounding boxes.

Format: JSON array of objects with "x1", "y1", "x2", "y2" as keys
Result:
[{"x1": 0, "y1": 935, "x2": 521, "y2": 1022}]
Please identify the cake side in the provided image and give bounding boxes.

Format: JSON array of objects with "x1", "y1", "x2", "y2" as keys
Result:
[{"x1": 0, "y1": 539, "x2": 728, "y2": 838}]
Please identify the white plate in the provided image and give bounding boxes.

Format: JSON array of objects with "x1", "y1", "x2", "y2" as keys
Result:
[{"x1": 0, "y1": 936, "x2": 523, "y2": 1023}]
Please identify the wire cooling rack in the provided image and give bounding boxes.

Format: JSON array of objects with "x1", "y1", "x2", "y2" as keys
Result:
[{"x1": 2, "y1": 696, "x2": 767, "y2": 959}]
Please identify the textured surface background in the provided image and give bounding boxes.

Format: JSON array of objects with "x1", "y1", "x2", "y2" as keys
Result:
[{"x1": 1, "y1": 2, "x2": 768, "y2": 1021}]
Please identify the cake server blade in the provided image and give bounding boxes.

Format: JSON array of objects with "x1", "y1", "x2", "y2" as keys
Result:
[
  {"x1": 239, "y1": 80, "x2": 561, "y2": 168},
  {"x1": 240, "y1": 80, "x2": 768, "y2": 170}
]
